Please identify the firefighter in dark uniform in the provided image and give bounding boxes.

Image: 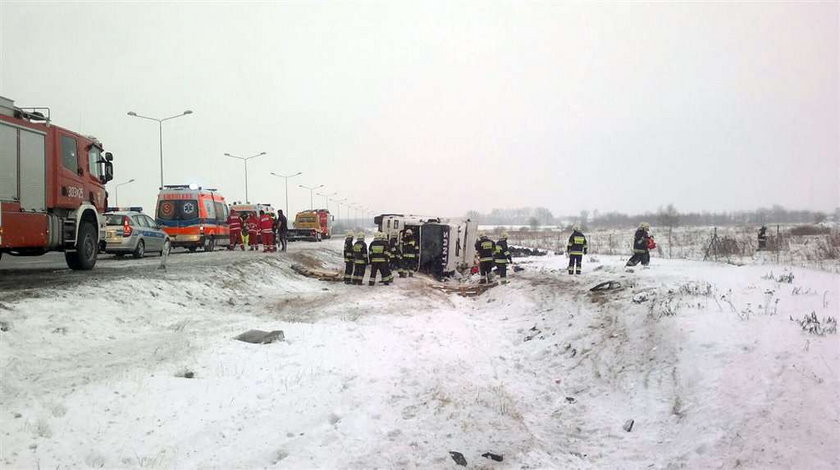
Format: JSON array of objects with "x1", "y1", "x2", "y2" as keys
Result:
[
  {"x1": 388, "y1": 234, "x2": 401, "y2": 278},
  {"x1": 566, "y1": 225, "x2": 587, "y2": 275},
  {"x1": 757, "y1": 225, "x2": 768, "y2": 250},
  {"x1": 475, "y1": 233, "x2": 496, "y2": 284},
  {"x1": 368, "y1": 232, "x2": 393, "y2": 286},
  {"x1": 400, "y1": 228, "x2": 418, "y2": 278},
  {"x1": 352, "y1": 232, "x2": 368, "y2": 285},
  {"x1": 343, "y1": 231, "x2": 354, "y2": 284},
  {"x1": 494, "y1": 231, "x2": 512, "y2": 284},
  {"x1": 626, "y1": 222, "x2": 651, "y2": 267}
]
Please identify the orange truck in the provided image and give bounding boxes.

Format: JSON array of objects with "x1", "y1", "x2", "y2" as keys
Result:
[
  {"x1": 0, "y1": 96, "x2": 114, "y2": 269},
  {"x1": 155, "y1": 185, "x2": 230, "y2": 252},
  {"x1": 288, "y1": 209, "x2": 332, "y2": 242}
]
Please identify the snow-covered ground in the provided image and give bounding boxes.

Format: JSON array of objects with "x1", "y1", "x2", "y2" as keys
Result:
[{"x1": 1, "y1": 241, "x2": 838, "y2": 468}]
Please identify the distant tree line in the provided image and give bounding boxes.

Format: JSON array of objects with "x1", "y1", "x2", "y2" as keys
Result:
[{"x1": 465, "y1": 205, "x2": 837, "y2": 229}]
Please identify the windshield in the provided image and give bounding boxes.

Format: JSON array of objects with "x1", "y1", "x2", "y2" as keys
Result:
[
  {"x1": 157, "y1": 200, "x2": 199, "y2": 221},
  {"x1": 105, "y1": 215, "x2": 127, "y2": 226}
]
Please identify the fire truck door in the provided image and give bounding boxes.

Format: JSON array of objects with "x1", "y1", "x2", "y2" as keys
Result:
[{"x1": 56, "y1": 132, "x2": 87, "y2": 208}]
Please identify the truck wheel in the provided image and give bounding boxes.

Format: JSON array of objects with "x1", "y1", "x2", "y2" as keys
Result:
[
  {"x1": 65, "y1": 220, "x2": 98, "y2": 270},
  {"x1": 132, "y1": 240, "x2": 145, "y2": 259},
  {"x1": 204, "y1": 237, "x2": 215, "y2": 252}
]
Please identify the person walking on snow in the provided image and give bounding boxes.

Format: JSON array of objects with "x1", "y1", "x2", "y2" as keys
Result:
[
  {"x1": 368, "y1": 232, "x2": 393, "y2": 286},
  {"x1": 494, "y1": 232, "x2": 512, "y2": 284},
  {"x1": 343, "y1": 231, "x2": 354, "y2": 284},
  {"x1": 227, "y1": 209, "x2": 244, "y2": 251},
  {"x1": 626, "y1": 222, "x2": 651, "y2": 267},
  {"x1": 566, "y1": 225, "x2": 587, "y2": 275},
  {"x1": 475, "y1": 233, "x2": 496, "y2": 284},
  {"x1": 352, "y1": 232, "x2": 369, "y2": 285}
]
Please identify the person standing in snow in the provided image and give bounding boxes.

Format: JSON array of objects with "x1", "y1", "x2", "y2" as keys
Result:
[
  {"x1": 245, "y1": 212, "x2": 260, "y2": 251},
  {"x1": 757, "y1": 225, "x2": 768, "y2": 251},
  {"x1": 368, "y1": 232, "x2": 393, "y2": 286},
  {"x1": 259, "y1": 210, "x2": 275, "y2": 252},
  {"x1": 400, "y1": 229, "x2": 418, "y2": 278},
  {"x1": 494, "y1": 232, "x2": 512, "y2": 284},
  {"x1": 475, "y1": 233, "x2": 496, "y2": 284},
  {"x1": 626, "y1": 222, "x2": 651, "y2": 267},
  {"x1": 566, "y1": 225, "x2": 587, "y2": 275},
  {"x1": 227, "y1": 209, "x2": 244, "y2": 251},
  {"x1": 352, "y1": 232, "x2": 369, "y2": 285},
  {"x1": 276, "y1": 210, "x2": 289, "y2": 252},
  {"x1": 343, "y1": 231, "x2": 355, "y2": 284},
  {"x1": 388, "y1": 234, "x2": 401, "y2": 279}
]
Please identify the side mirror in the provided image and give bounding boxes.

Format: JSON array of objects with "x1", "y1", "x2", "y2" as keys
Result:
[{"x1": 105, "y1": 152, "x2": 113, "y2": 162}]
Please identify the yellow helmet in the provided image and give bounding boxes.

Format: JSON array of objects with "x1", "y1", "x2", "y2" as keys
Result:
[
  {"x1": 376, "y1": 232, "x2": 386, "y2": 239},
  {"x1": 501, "y1": 231, "x2": 509, "y2": 239},
  {"x1": 346, "y1": 231, "x2": 354, "y2": 238},
  {"x1": 405, "y1": 229, "x2": 413, "y2": 235},
  {"x1": 357, "y1": 231, "x2": 365, "y2": 239},
  {"x1": 640, "y1": 222, "x2": 650, "y2": 230}
]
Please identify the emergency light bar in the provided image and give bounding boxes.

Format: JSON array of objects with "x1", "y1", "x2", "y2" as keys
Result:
[{"x1": 106, "y1": 207, "x2": 143, "y2": 213}]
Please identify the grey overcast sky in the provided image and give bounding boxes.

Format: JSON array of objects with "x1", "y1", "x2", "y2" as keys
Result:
[{"x1": 1, "y1": 1, "x2": 837, "y2": 218}]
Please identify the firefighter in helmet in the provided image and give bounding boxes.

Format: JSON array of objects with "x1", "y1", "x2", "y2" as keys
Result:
[
  {"x1": 475, "y1": 233, "x2": 496, "y2": 284},
  {"x1": 368, "y1": 232, "x2": 393, "y2": 286},
  {"x1": 343, "y1": 231, "x2": 355, "y2": 284},
  {"x1": 494, "y1": 231, "x2": 512, "y2": 284},
  {"x1": 388, "y1": 234, "x2": 401, "y2": 278},
  {"x1": 352, "y1": 232, "x2": 368, "y2": 285},
  {"x1": 566, "y1": 225, "x2": 587, "y2": 275},
  {"x1": 400, "y1": 228, "x2": 418, "y2": 277},
  {"x1": 626, "y1": 222, "x2": 651, "y2": 267}
]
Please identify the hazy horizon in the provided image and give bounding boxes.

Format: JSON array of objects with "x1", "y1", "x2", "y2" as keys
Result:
[{"x1": 1, "y1": 1, "x2": 837, "y2": 219}]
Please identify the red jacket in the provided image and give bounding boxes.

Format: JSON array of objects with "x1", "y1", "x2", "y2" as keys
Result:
[
  {"x1": 259, "y1": 214, "x2": 273, "y2": 233},
  {"x1": 648, "y1": 235, "x2": 657, "y2": 250},
  {"x1": 227, "y1": 214, "x2": 241, "y2": 231},
  {"x1": 245, "y1": 215, "x2": 259, "y2": 233}
]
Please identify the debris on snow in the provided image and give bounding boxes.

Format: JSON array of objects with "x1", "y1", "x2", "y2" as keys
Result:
[
  {"x1": 482, "y1": 452, "x2": 504, "y2": 462},
  {"x1": 175, "y1": 368, "x2": 195, "y2": 379},
  {"x1": 623, "y1": 419, "x2": 635, "y2": 432},
  {"x1": 589, "y1": 280, "x2": 622, "y2": 292},
  {"x1": 290, "y1": 264, "x2": 342, "y2": 282},
  {"x1": 449, "y1": 451, "x2": 467, "y2": 466},
  {"x1": 234, "y1": 329, "x2": 286, "y2": 344},
  {"x1": 791, "y1": 312, "x2": 837, "y2": 336},
  {"x1": 632, "y1": 292, "x2": 650, "y2": 303},
  {"x1": 509, "y1": 246, "x2": 547, "y2": 257}
]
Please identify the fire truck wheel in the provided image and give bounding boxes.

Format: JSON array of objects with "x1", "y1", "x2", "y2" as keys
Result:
[
  {"x1": 65, "y1": 221, "x2": 98, "y2": 270},
  {"x1": 132, "y1": 240, "x2": 145, "y2": 259}
]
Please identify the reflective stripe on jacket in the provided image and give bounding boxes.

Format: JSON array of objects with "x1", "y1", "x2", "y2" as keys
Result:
[
  {"x1": 369, "y1": 240, "x2": 390, "y2": 263},
  {"x1": 567, "y1": 231, "x2": 587, "y2": 256},
  {"x1": 353, "y1": 241, "x2": 368, "y2": 264}
]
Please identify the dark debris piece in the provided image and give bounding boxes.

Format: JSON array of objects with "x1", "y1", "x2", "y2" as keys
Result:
[
  {"x1": 589, "y1": 281, "x2": 622, "y2": 292},
  {"x1": 449, "y1": 451, "x2": 467, "y2": 466},
  {"x1": 482, "y1": 452, "x2": 504, "y2": 462},
  {"x1": 234, "y1": 329, "x2": 285, "y2": 344}
]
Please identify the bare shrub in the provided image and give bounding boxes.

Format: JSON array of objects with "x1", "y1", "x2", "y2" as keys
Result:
[
  {"x1": 789, "y1": 225, "x2": 831, "y2": 236},
  {"x1": 791, "y1": 312, "x2": 837, "y2": 336}
]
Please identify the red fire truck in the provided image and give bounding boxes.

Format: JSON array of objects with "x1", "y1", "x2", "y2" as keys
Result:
[{"x1": 0, "y1": 96, "x2": 114, "y2": 269}]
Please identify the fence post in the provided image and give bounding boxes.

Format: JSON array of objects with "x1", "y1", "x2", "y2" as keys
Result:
[
  {"x1": 776, "y1": 224, "x2": 780, "y2": 264},
  {"x1": 609, "y1": 233, "x2": 613, "y2": 256},
  {"x1": 668, "y1": 226, "x2": 672, "y2": 259}
]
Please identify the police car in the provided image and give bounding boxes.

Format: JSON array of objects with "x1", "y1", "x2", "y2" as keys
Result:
[{"x1": 103, "y1": 207, "x2": 170, "y2": 258}]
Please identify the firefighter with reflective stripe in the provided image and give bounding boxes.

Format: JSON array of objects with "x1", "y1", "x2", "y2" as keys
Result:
[
  {"x1": 566, "y1": 225, "x2": 587, "y2": 275},
  {"x1": 626, "y1": 222, "x2": 651, "y2": 267},
  {"x1": 400, "y1": 229, "x2": 418, "y2": 278},
  {"x1": 494, "y1": 231, "x2": 512, "y2": 284},
  {"x1": 388, "y1": 234, "x2": 401, "y2": 278},
  {"x1": 343, "y1": 231, "x2": 354, "y2": 284},
  {"x1": 259, "y1": 210, "x2": 275, "y2": 252},
  {"x1": 227, "y1": 209, "x2": 244, "y2": 251},
  {"x1": 352, "y1": 232, "x2": 368, "y2": 285},
  {"x1": 474, "y1": 233, "x2": 496, "y2": 284},
  {"x1": 368, "y1": 232, "x2": 393, "y2": 286}
]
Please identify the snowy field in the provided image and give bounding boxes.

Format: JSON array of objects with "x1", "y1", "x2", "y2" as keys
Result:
[{"x1": 1, "y1": 241, "x2": 838, "y2": 469}]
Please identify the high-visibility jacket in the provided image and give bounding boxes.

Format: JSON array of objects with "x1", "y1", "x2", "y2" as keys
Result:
[
  {"x1": 402, "y1": 236, "x2": 418, "y2": 259},
  {"x1": 352, "y1": 240, "x2": 368, "y2": 265},
  {"x1": 344, "y1": 238, "x2": 354, "y2": 262},
  {"x1": 567, "y1": 231, "x2": 588, "y2": 256},
  {"x1": 494, "y1": 239, "x2": 512, "y2": 264},
  {"x1": 227, "y1": 214, "x2": 241, "y2": 232},
  {"x1": 633, "y1": 228, "x2": 650, "y2": 254},
  {"x1": 369, "y1": 239, "x2": 390, "y2": 264},
  {"x1": 475, "y1": 238, "x2": 495, "y2": 262}
]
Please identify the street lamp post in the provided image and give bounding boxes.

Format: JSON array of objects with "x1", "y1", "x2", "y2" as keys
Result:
[
  {"x1": 333, "y1": 197, "x2": 346, "y2": 225},
  {"x1": 299, "y1": 183, "x2": 324, "y2": 210},
  {"x1": 270, "y1": 171, "x2": 302, "y2": 217},
  {"x1": 224, "y1": 152, "x2": 266, "y2": 203},
  {"x1": 114, "y1": 178, "x2": 135, "y2": 207},
  {"x1": 127, "y1": 109, "x2": 192, "y2": 188}
]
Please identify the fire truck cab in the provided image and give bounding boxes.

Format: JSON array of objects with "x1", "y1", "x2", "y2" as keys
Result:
[{"x1": 0, "y1": 96, "x2": 114, "y2": 269}]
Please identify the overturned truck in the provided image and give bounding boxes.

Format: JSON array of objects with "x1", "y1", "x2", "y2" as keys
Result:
[{"x1": 374, "y1": 214, "x2": 478, "y2": 279}]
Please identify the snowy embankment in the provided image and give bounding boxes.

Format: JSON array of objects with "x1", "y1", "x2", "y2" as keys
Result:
[{"x1": 1, "y1": 242, "x2": 838, "y2": 469}]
